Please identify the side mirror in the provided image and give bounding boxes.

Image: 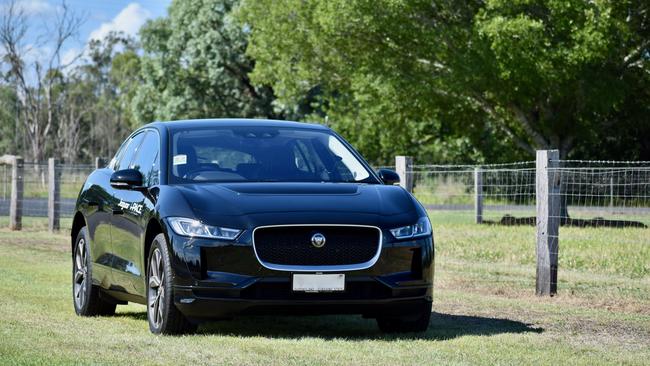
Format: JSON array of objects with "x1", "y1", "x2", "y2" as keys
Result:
[
  {"x1": 110, "y1": 169, "x2": 144, "y2": 190},
  {"x1": 377, "y1": 169, "x2": 400, "y2": 185}
]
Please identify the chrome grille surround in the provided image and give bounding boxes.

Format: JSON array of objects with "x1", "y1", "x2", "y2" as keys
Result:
[{"x1": 252, "y1": 224, "x2": 383, "y2": 272}]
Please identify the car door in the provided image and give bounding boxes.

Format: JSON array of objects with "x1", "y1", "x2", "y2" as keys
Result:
[
  {"x1": 84, "y1": 133, "x2": 143, "y2": 288},
  {"x1": 83, "y1": 170, "x2": 116, "y2": 288},
  {"x1": 111, "y1": 130, "x2": 160, "y2": 297},
  {"x1": 106, "y1": 131, "x2": 146, "y2": 294}
]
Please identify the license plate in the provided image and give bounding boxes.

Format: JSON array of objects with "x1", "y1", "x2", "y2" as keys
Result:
[{"x1": 292, "y1": 274, "x2": 345, "y2": 292}]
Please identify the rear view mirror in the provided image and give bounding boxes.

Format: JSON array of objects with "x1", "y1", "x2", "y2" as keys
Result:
[{"x1": 377, "y1": 169, "x2": 400, "y2": 185}]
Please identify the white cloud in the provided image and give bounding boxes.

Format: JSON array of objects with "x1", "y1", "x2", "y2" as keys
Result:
[{"x1": 88, "y1": 3, "x2": 152, "y2": 42}]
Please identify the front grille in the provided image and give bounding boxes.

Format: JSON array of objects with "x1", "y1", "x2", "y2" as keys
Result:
[{"x1": 253, "y1": 225, "x2": 381, "y2": 269}]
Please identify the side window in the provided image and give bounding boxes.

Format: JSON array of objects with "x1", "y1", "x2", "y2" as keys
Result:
[
  {"x1": 109, "y1": 139, "x2": 129, "y2": 170},
  {"x1": 130, "y1": 131, "x2": 160, "y2": 186},
  {"x1": 116, "y1": 132, "x2": 146, "y2": 171}
]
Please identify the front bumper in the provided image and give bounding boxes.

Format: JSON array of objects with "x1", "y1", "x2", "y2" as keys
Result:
[{"x1": 164, "y1": 225, "x2": 434, "y2": 320}]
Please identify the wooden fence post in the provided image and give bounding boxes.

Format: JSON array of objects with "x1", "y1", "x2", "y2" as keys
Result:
[
  {"x1": 474, "y1": 167, "x2": 483, "y2": 224},
  {"x1": 395, "y1": 156, "x2": 414, "y2": 193},
  {"x1": 48, "y1": 158, "x2": 60, "y2": 232},
  {"x1": 10, "y1": 156, "x2": 23, "y2": 231},
  {"x1": 536, "y1": 150, "x2": 560, "y2": 296},
  {"x1": 94, "y1": 157, "x2": 105, "y2": 170}
]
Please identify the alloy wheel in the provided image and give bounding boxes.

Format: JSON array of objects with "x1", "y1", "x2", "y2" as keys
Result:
[
  {"x1": 148, "y1": 248, "x2": 165, "y2": 329},
  {"x1": 73, "y1": 238, "x2": 88, "y2": 309}
]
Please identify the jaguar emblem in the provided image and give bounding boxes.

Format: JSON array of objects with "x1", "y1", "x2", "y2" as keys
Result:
[{"x1": 311, "y1": 233, "x2": 326, "y2": 248}]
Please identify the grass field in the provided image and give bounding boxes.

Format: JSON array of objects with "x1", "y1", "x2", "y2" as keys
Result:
[{"x1": 1, "y1": 214, "x2": 649, "y2": 365}]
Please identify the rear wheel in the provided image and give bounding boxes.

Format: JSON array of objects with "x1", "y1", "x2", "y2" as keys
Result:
[
  {"x1": 376, "y1": 302, "x2": 432, "y2": 333},
  {"x1": 147, "y1": 233, "x2": 197, "y2": 335},
  {"x1": 72, "y1": 227, "x2": 116, "y2": 316}
]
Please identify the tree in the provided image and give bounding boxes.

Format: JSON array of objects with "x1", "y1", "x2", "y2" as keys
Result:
[
  {"x1": 132, "y1": 0, "x2": 277, "y2": 125},
  {"x1": 81, "y1": 32, "x2": 140, "y2": 160},
  {"x1": 0, "y1": 0, "x2": 84, "y2": 164},
  {"x1": 239, "y1": 0, "x2": 650, "y2": 162},
  {"x1": 55, "y1": 72, "x2": 93, "y2": 163}
]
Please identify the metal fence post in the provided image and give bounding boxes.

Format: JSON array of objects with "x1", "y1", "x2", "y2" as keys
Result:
[
  {"x1": 94, "y1": 157, "x2": 105, "y2": 170},
  {"x1": 395, "y1": 156, "x2": 414, "y2": 193},
  {"x1": 10, "y1": 156, "x2": 23, "y2": 231},
  {"x1": 474, "y1": 167, "x2": 483, "y2": 224},
  {"x1": 48, "y1": 158, "x2": 60, "y2": 232},
  {"x1": 536, "y1": 150, "x2": 560, "y2": 296}
]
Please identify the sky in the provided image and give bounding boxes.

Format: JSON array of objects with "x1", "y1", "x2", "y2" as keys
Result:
[{"x1": 4, "y1": 0, "x2": 172, "y2": 68}]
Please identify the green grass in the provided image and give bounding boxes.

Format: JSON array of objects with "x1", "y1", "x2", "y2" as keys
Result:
[
  {"x1": 0, "y1": 216, "x2": 649, "y2": 365},
  {"x1": 0, "y1": 216, "x2": 74, "y2": 231},
  {"x1": 429, "y1": 211, "x2": 650, "y2": 278}
]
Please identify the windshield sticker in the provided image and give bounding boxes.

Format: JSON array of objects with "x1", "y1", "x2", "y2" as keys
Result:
[{"x1": 173, "y1": 154, "x2": 187, "y2": 165}]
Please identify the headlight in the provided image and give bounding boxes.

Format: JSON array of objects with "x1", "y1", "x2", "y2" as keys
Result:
[
  {"x1": 167, "y1": 217, "x2": 241, "y2": 240},
  {"x1": 390, "y1": 216, "x2": 431, "y2": 239}
]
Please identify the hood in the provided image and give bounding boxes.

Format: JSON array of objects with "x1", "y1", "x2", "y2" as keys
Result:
[{"x1": 173, "y1": 182, "x2": 416, "y2": 217}]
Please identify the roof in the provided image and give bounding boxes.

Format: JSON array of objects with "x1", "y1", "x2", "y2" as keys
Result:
[{"x1": 143, "y1": 118, "x2": 330, "y2": 131}]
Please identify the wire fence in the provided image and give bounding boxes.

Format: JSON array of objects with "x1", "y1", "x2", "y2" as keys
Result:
[
  {"x1": 0, "y1": 164, "x2": 8, "y2": 201},
  {"x1": 409, "y1": 162, "x2": 537, "y2": 223},
  {"x1": 552, "y1": 160, "x2": 650, "y2": 228},
  {"x1": 0, "y1": 161, "x2": 95, "y2": 219},
  {"x1": 407, "y1": 160, "x2": 650, "y2": 229},
  {"x1": 403, "y1": 158, "x2": 649, "y2": 297}
]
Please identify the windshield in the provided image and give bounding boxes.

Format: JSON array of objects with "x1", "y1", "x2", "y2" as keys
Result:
[{"x1": 169, "y1": 126, "x2": 376, "y2": 184}]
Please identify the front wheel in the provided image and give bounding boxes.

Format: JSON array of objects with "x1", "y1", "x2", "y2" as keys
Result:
[
  {"x1": 72, "y1": 227, "x2": 116, "y2": 316},
  {"x1": 147, "y1": 233, "x2": 197, "y2": 335},
  {"x1": 376, "y1": 302, "x2": 432, "y2": 333}
]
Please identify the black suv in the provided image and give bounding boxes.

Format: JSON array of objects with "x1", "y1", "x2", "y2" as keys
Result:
[{"x1": 71, "y1": 119, "x2": 434, "y2": 334}]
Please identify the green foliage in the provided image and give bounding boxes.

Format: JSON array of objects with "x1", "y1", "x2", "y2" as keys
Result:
[
  {"x1": 239, "y1": 0, "x2": 650, "y2": 162},
  {"x1": 111, "y1": 51, "x2": 142, "y2": 130},
  {"x1": 1, "y1": 0, "x2": 647, "y2": 163},
  {"x1": 132, "y1": 0, "x2": 277, "y2": 125}
]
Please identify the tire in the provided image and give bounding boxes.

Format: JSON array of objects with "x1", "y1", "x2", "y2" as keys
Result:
[
  {"x1": 376, "y1": 302, "x2": 432, "y2": 333},
  {"x1": 73, "y1": 227, "x2": 116, "y2": 316},
  {"x1": 147, "y1": 233, "x2": 197, "y2": 335}
]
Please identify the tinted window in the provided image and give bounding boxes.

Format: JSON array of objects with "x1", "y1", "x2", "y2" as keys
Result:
[
  {"x1": 169, "y1": 126, "x2": 374, "y2": 184},
  {"x1": 193, "y1": 146, "x2": 255, "y2": 170},
  {"x1": 109, "y1": 140, "x2": 128, "y2": 170},
  {"x1": 130, "y1": 131, "x2": 160, "y2": 186},
  {"x1": 291, "y1": 140, "x2": 328, "y2": 179},
  {"x1": 116, "y1": 132, "x2": 145, "y2": 171}
]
